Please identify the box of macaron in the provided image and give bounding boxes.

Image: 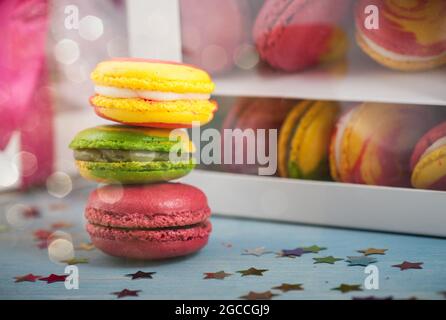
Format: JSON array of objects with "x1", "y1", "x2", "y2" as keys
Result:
[{"x1": 1, "y1": 0, "x2": 446, "y2": 302}]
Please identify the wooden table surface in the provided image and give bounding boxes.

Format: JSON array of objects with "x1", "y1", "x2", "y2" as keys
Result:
[{"x1": 1, "y1": 182, "x2": 445, "y2": 300}]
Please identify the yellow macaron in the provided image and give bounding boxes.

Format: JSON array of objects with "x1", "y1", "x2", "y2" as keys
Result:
[
  {"x1": 90, "y1": 58, "x2": 217, "y2": 128},
  {"x1": 278, "y1": 100, "x2": 339, "y2": 180}
]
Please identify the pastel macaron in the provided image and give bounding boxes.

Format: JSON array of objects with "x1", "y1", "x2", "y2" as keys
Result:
[
  {"x1": 329, "y1": 103, "x2": 433, "y2": 187},
  {"x1": 279, "y1": 100, "x2": 340, "y2": 180},
  {"x1": 180, "y1": 0, "x2": 253, "y2": 74},
  {"x1": 355, "y1": 0, "x2": 446, "y2": 71},
  {"x1": 253, "y1": 0, "x2": 350, "y2": 72},
  {"x1": 69, "y1": 125, "x2": 195, "y2": 184},
  {"x1": 90, "y1": 58, "x2": 217, "y2": 128},
  {"x1": 410, "y1": 122, "x2": 446, "y2": 190},
  {"x1": 85, "y1": 183, "x2": 212, "y2": 260}
]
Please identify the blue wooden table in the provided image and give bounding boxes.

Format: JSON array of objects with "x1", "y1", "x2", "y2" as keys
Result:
[{"x1": 1, "y1": 182, "x2": 445, "y2": 300}]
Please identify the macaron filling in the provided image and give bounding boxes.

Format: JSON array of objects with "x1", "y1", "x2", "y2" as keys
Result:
[
  {"x1": 94, "y1": 85, "x2": 211, "y2": 101},
  {"x1": 420, "y1": 136, "x2": 446, "y2": 159},
  {"x1": 358, "y1": 30, "x2": 446, "y2": 61},
  {"x1": 89, "y1": 221, "x2": 208, "y2": 232},
  {"x1": 73, "y1": 149, "x2": 189, "y2": 162}
]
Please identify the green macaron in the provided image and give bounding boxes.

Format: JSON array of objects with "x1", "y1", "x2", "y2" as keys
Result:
[{"x1": 69, "y1": 125, "x2": 195, "y2": 184}]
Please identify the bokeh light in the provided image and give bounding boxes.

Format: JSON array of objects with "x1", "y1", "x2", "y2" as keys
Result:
[
  {"x1": 234, "y1": 44, "x2": 260, "y2": 70},
  {"x1": 79, "y1": 15, "x2": 104, "y2": 41},
  {"x1": 47, "y1": 232, "x2": 74, "y2": 264},
  {"x1": 13, "y1": 151, "x2": 38, "y2": 178},
  {"x1": 97, "y1": 182, "x2": 123, "y2": 205},
  {"x1": 201, "y1": 45, "x2": 228, "y2": 73},
  {"x1": 106, "y1": 37, "x2": 128, "y2": 58},
  {"x1": 63, "y1": 61, "x2": 88, "y2": 83},
  {"x1": 46, "y1": 172, "x2": 73, "y2": 198},
  {"x1": 0, "y1": 155, "x2": 19, "y2": 187},
  {"x1": 6, "y1": 204, "x2": 32, "y2": 229},
  {"x1": 54, "y1": 39, "x2": 80, "y2": 65}
]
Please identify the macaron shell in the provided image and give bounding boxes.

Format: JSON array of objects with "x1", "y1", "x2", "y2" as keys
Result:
[
  {"x1": 87, "y1": 221, "x2": 212, "y2": 260},
  {"x1": 410, "y1": 122, "x2": 446, "y2": 170},
  {"x1": 76, "y1": 160, "x2": 195, "y2": 184},
  {"x1": 334, "y1": 103, "x2": 433, "y2": 186},
  {"x1": 356, "y1": 31, "x2": 446, "y2": 71},
  {"x1": 355, "y1": 0, "x2": 446, "y2": 57},
  {"x1": 91, "y1": 95, "x2": 217, "y2": 127},
  {"x1": 253, "y1": 0, "x2": 350, "y2": 71},
  {"x1": 180, "y1": 0, "x2": 252, "y2": 74},
  {"x1": 86, "y1": 183, "x2": 211, "y2": 229},
  {"x1": 411, "y1": 145, "x2": 446, "y2": 190},
  {"x1": 355, "y1": 0, "x2": 446, "y2": 71},
  {"x1": 69, "y1": 124, "x2": 194, "y2": 153},
  {"x1": 278, "y1": 101, "x2": 312, "y2": 177},
  {"x1": 287, "y1": 101, "x2": 339, "y2": 179},
  {"x1": 91, "y1": 59, "x2": 214, "y2": 93}
]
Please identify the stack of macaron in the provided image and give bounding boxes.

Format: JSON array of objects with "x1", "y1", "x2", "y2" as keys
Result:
[{"x1": 69, "y1": 59, "x2": 217, "y2": 260}]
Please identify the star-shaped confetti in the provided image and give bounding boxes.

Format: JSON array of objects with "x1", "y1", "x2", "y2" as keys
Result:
[
  {"x1": 240, "y1": 291, "x2": 278, "y2": 300},
  {"x1": 39, "y1": 274, "x2": 67, "y2": 284},
  {"x1": 302, "y1": 245, "x2": 327, "y2": 254},
  {"x1": 357, "y1": 248, "x2": 388, "y2": 256},
  {"x1": 392, "y1": 261, "x2": 423, "y2": 271},
  {"x1": 346, "y1": 256, "x2": 377, "y2": 267},
  {"x1": 63, "y1": 258, "x2": 89, "y2": 265},
  {"x1": 352, "y1": 296, "x2": 393, "y2": 300},
  {"x1": 23, "y1": 206, "x2": 40, "y2": 219},
  {"x1": 33, "y1": 229, "x2": 52, "y2": 241},
  {"x1": 125, "y1": 271, "x2": 156, "y2": 280},
  {"x1": 272, "y1": 283, "x2": 303, "y2": 292},
  {"x1": 221, "y1": 242, "x2": 232, "y2": 248},
  {"x1": 242, "y1": 247, "x2": 272, "y2": 257},
  {"x1": 332, "y1": 284, "x2": 362, "y2": 293},
  {"x1": 36, "y1": 241, "x2": 48, "y2": 249},
  {"x1": 279, "y1": 248, "x2": 306, "y2": 257},
  {"x1": 14, "y1": 273, "x2": 42, "y2": 283},
  {"x1": 237, "y1": 267, "x2": 268, "y2": 277},
  {"x1": 112, "y1": 289, "x2": 141, "y2": 298},
  {"x1": 203, "y1": 271, "x2": 232, "y2": 280},
  {"x1": 76, "y1": 242, "x2": 95, "y2": 251},
  {"x1": 313, "y1": 256, "x2": 343, "y2": 264}
]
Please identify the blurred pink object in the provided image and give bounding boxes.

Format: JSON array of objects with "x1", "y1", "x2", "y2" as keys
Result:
[
  {"x1": 180, "y1": 0, "x2": 252, "y2": 74},
  {"x1": 0, "y1": 0, "x2": 53, "y2": 188}
]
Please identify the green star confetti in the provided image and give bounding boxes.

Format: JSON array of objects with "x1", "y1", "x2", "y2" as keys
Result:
[
  {"x1": 63, "y1": 258, "x2": 89, "y2": 265},
  {"x1": 301, "y1": 245, "x2": 327, "y2": 253},
  {"x1": 237, "y1": 267, "x2": 268, "y2": 277},
  {"x1": 332, "y1": 284, "x2": 362, "y2": 293},
  {"x1": 313, "y1": 256, "x2": 343, "y2": 264}
]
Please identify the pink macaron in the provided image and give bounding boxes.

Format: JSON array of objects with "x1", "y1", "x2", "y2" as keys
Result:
[
  {"x1": 85, "y1": 183, "x2": 212, "y2": 260},
  {"x1": 253, "y1": 0, "x2": 351, "y2": 72},
  {"x1": 180, "y1": 0, "x2": 253, "y2": 74}
]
